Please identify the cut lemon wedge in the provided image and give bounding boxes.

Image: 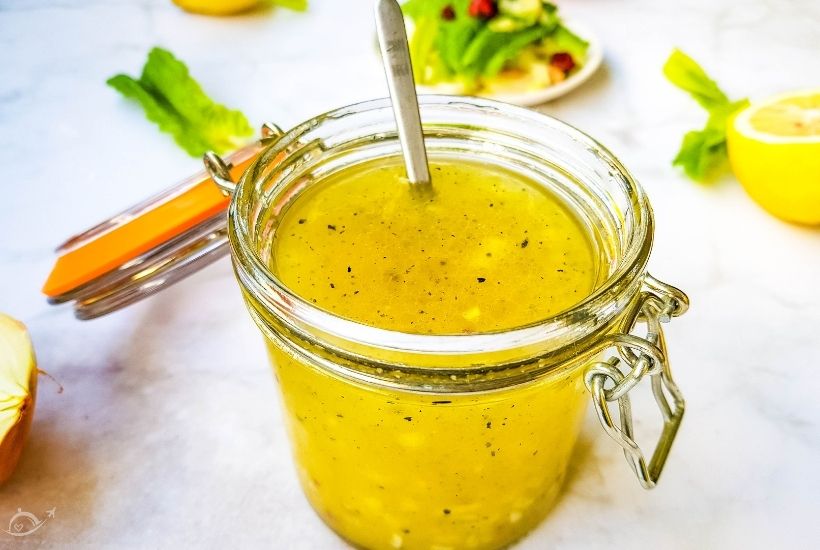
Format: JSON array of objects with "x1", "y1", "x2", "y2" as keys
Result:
[
  {"x1": 728, "y1": 90, "x2": 820, "y2": 225},
  {"x1": 0, "y1": 314, "x2": 37, "y2": 485},
  {"x1": 744, "y1": 92, "x2": 820, "y2": 138}
]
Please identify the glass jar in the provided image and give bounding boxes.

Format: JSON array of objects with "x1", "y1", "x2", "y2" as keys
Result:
[{"x1": 226, "y1": 96, "x2": 689, "y2": 550}]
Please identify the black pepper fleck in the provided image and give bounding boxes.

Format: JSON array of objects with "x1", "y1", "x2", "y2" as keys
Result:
[
  {"x1": 298, "y1": 219, "x2": 306, "y2": 224},
  {"x1": 477, "y1": 277, "x2": 486, "y2": 283},
  {"x1": 328, "y1": 224, "x2": 336, "y2": 230}
]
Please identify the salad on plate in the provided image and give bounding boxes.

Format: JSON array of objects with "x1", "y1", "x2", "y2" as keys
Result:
[{"x1": 402, "y1": 0, "x2": 597, "y2": 105}]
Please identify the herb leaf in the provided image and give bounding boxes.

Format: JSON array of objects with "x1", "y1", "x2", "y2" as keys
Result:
[
  {"x1": 672, "y1": 99, "x2": 749, "y2": 180},
  {"x1": 664, "y1": 49, "x2": 748, "y2": 181},
  {"x1": 673, "y1": 127, "x2": 728, "y2": 180},
  {"x1": 663, "y1": 49, "x2": 730, "y2": 111},
  {"x1": 107, "y1": 47, "x2": 253, "y2": 157}
]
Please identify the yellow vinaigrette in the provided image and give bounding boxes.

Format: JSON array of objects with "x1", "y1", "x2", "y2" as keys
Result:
[
  {"x1": 266, "y1": 159, "x2": 601, "y2": 549},
  {"x1": 272, "y1": 159, "x2": 599, "y2": 333}
]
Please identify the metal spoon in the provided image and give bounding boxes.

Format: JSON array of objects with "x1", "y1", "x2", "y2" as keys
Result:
[{"x1": 374, "y1": 0, "x2": 431, "y2": 187}]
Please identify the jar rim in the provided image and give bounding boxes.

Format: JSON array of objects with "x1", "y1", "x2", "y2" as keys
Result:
[{"x1": 229, "y1": 95, "x2": 653, "y2": 356}]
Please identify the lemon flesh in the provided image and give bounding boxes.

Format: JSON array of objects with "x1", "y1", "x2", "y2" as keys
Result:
[
  {"x1": 172, "y1": 0, "x2": 260, "y2": 16},
  {"x1": 0, "y1": 314, "x2": 37, "y2": 485},
  {"x1": 728, "y1": 90, "x2": 820, "y2": 225}
]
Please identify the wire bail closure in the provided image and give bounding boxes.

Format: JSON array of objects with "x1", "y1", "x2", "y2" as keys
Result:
[
  {"x1": 584, "y1": 274, "x2": 689, "y2": 489},
  {"x1": 204, "y1": 122, "x2": 284, "y2": 197},
  {"x1": 46, "y1": 123, "x2": 285, "y2": 320}
]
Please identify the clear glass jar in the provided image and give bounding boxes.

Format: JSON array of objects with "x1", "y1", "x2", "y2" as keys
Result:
[{"x1": 228, "y1": 96, "x2": 688, "y2": 550}]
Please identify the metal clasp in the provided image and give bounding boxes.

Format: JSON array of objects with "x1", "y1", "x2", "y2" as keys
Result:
[
  {"x1": 204, "y1": 122, "x2": 284, "y2": 196},
  {"x1": 584, "y1": 273, "x2": 689, "y2": 489}
]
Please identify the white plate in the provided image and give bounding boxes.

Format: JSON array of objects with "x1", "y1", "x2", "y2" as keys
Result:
[{"x1": 415, "y1": 22, "x2": 603, "y2": 107}]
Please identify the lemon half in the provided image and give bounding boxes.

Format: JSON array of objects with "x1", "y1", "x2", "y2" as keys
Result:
[{"x1": 727, "y1": 90, "x2": 820, "y2": 225}]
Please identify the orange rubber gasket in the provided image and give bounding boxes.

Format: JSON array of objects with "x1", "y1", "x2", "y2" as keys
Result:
[{"x1": 42, "y1": 156, "x2": 257, "y2": 298}]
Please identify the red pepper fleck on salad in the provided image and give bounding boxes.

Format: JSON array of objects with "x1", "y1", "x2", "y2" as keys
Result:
[
  {"x1": 550, "y1": 52, "x2": 575, "y2": 73},
  {"x1": 402, "y1": 0, "x2": 590, "y2": 94},
  {"x1": 468, "y1": 0, "x2": 497, "y2": 20}
]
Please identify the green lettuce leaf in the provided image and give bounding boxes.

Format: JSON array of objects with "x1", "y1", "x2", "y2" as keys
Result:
[
  {"x1": 269, "y1": 0, "x2": 308, "y2": 11},
  {"x1": 403, "y1": 0, "x2": 584, "y2": 87},
  {"x1": 402, "y1": 0, "x2": 450, "y2": 19},
  {"x1": 107, "y1": 47, "x2": 253, "y2": 157},
  {"x1": 483, "y1": 25, "x2": 551, "y2": 77},
  {"x1": 540, "y1": 24, "x2": 588, "y2": 63},
  {"x1": 436, "y1": 0, "x2": 482, "y2": 74},
  {"x1": 409, "y1": 16, "x2": 441, "y2": 82},
  {"x1": 461, "y1": 27, "x2": 510, "y2": 75},
  {"x1": 664, "y1": 49, "x2": 748, "y2": 181}
]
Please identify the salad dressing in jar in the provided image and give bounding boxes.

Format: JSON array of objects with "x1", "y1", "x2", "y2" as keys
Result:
[
  {"x1": 271, "y1": 158, "x2": 602, "y2": 333},
  {"x1": 44, "y1": 96, "x2": 689, "y2": 550},
  {"x1": 229, "y1": 98, "x2": 689, "y2": 549},
  {"x1": 267, "y1": 157, "x2": 601, "y2": 548}
]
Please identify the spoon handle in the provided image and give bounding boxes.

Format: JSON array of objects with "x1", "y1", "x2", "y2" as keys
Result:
[{"x1": 375, "y1": 0, "x2": 431, "y2": 186}]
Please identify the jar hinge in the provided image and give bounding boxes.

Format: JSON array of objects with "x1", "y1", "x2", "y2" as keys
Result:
[
  {"x1": 204, "y1": 122, "x2": 285, "y2": 196},
  {"x1": 584, "y1": 273, "x2": 689, "y2": 489}
]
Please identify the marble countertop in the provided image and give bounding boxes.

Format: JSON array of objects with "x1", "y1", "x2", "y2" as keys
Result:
[{"x1": 1, "y1": 0, "x2": 819, "y2": 548}]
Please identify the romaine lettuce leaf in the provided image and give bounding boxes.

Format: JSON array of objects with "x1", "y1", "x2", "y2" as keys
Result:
[
  {"x1": 540, "y1": 24, "x2": 588, "y2": 63},
  {"x1": 436, "y1": 0, "x2": 482, "y2": 74},
  {"x1": 107, "y1": 47, "x2": 253, "y2": 157},
  {"x1": 402, "y1": 0, "x2": 450, "y2": 20},
  {"x1": 483, "y1": 25, "x2": 551, "y2": 77},
  {"x1": 461, "y1": 27, "x2": 510, "y2": 75},
  {"x1": 409, "y1": 16, "x2": 441, "y2": 82}
]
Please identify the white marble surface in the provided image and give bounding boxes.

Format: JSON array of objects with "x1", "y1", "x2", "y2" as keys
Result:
[{"x1": 1, "y1": 0, "x2": 819, "y2": 548}]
